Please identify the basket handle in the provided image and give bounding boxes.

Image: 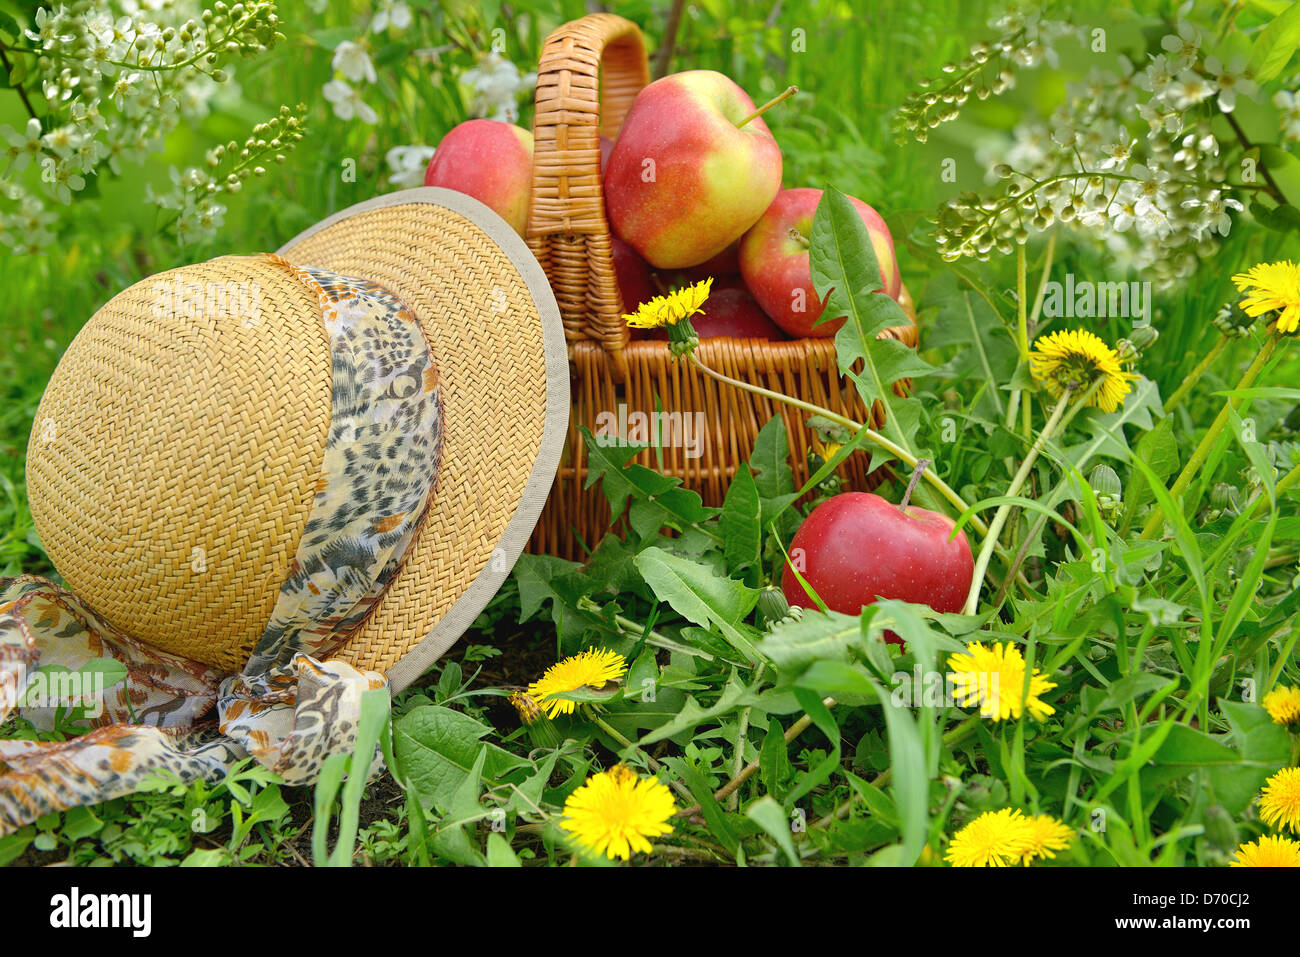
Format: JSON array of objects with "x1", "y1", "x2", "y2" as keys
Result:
[{"x1": 528, "y1": 13, "x2": 650, "y2": 383}]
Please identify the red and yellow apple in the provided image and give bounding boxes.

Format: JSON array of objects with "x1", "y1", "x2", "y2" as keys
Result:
[
  {"x1": 739, "y1": 187, "x2": 901, "y2": 338},
  {"x1": 604, "y1": 70, "x2": 784, "y2": 270},
  {"x1": 424, "y1": 119, "x2": 533, "y2": 236}
]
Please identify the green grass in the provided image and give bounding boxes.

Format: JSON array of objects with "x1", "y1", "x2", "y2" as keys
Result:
[{"x1": 2, "y1": 0, "x2": 1299, "y2": 867}]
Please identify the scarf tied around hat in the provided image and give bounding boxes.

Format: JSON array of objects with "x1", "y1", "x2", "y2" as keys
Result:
[{"x1": 0, "y1": 255, "x2": 443, "y2": 836}]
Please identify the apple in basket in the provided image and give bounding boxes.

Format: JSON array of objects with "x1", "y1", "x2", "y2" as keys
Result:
[
  {"x1": 604, "y1": 70, "x2": 791, "y2": 270},
  {"x1": 424, "y1": 119, "x2": 534, "y2": 236},
  {"x1": 642, "y1": 278, "x2": 786, "y2": 341},
  {"x1": 739, "y1": 187, "x2": 902, "y2": 338},
  {"x1": 612, "y1": 237, "x2": 656, "y2": 314}
]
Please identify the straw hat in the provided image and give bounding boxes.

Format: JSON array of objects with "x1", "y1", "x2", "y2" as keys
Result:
[{"x1": 24, "y1": 187, "x2": 569, "y2": 692}]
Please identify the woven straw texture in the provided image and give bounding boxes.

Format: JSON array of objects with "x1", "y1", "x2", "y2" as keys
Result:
[
  {"x1": 282, "y1": 202, "x2": 547, "y2": 676},
  {"x1": 28, "y1": 258, "x2": 332, "y2": 672},
  {"x1": 28, "y1": 201, "x2": 550, "y2": 676},
  {"x1": 525, "y1": 14, "x2": 919, "y2": 560}
]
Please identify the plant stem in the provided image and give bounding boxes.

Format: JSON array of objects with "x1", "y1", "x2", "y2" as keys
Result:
[
  {"x1": 1224, "y1": 109, "x2": 1290, "y2": 206},
  {"x1": 0, "y1": 46, "x2": 38, "y2": 120},
  {"x1": 590, "y1": 712, "x2": 696, "y2": 805},
  {"x1": 736, "y1": 85, "x2": 797, "y2": 128},
  {"x1": 687, "y1": 354, "x2": 988, "y2": 536},
  {"x1": 1164, "y1": 334, "x2": 1228, "y2": 412},
  {"x1": 1140, "y1": 335, "x2": 1279, "y2": 540},
  {"x1": 963, "y1": 390, "x2": 1074, "y2": 615},
  {"x1": 676, "y1": 696, "x2": 835, "y2": 818},
  {"x1": 898, "y1": 459, "x2": 929, "y2": 512}
]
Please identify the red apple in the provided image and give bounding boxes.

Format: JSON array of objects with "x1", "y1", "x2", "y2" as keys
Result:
[
  {"x1": 611, "y1": 237, "x2": 656, "y2": 314},
  {"x1": 645, "y1": 278, "x2": 785, "y2": 341},
  {"x1": 739, "y1": 188, "x2": 901, "y2": 338},
  {"x1": 782, "y1": 491, "x2": 972, "y2": 640},
  {"x1": 424, "y1": 119, "x2": 534, "y2": 236},
  {"x1": 604, "y1": 70, "x2": 785, "y2": 270},
  {"x1": 600, "y1": 135, "x2": 615, "y2": 172}
]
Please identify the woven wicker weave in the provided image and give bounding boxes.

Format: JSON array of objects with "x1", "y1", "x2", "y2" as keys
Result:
[
  {"x1": 525, "y1": 14, "x2": 918, "y2": 560},
  {"x1": 28, "y1": 191, "x2": 569, "y2": 687}
]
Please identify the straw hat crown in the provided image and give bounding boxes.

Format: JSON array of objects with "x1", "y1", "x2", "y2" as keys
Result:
[{"x1": 28, "y1": 255, "x2": 337, "y2": 671}]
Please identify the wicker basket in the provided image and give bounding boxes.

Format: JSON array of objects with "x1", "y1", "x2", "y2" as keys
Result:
[{"x1": 524, "y1": 13, "x2": 917, "y2": 560}]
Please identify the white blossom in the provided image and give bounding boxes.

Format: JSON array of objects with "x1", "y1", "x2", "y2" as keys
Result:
[
  {"x1": 372, "y1": 1, "x2": 412, "y2": 33},
  {"x1": 323, "y1": 79, "x2": 378, "y2": 124},
  {"x1": 460, "y1": 52, "x2": 537, "y2": 123},
  {"x1": 1159, "y1": 20, "x2": 1200, "y2": 70},
  {"x1": 332, "y1": 41, "x2": 377, "y2": 84},
  {"x1": 1204, "y1": 55, "x2": 1257, "y2": 112},
  {"x1": 386, "y1": 144, "x2": 436, "y2": 188}
]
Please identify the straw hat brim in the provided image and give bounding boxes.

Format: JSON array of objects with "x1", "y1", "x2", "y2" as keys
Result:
[{"x1": 277, "y1": 188, "x2": 568, "y2": 692}]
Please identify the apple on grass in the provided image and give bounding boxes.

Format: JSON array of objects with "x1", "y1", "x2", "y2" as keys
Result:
[
  {"x1": 739, "y1": 187, "x2": 902, "y2": 338},
  {"x1": 782, "y1": 477, "x2": 973, "y2": 641},
  {"x1": 424, "y1": 119, "x2": 533, "y2": 236},
  {"x1": 604, "y1": 71, "x2": 795, "y2": 270}
]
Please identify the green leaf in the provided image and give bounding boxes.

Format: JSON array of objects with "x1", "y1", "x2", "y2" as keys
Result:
[
  {"x1": 667, "y1": 758, "x2": 740, "y2": 857},
  {"x1": 392, "y1": 705, "x2": 527, "y2": 808},
  {"x1": 785, "y1": 688, "x2": 842, "y2": 806},
  {"x1": 1248, "y1": 0, "x2": 1300, "y2": 81},
  {"x1": 745, "y1": 796, "x2": 801, "y2": 866},
  {"x1": 486, "y1": 832, "x2": 522, "y2": 867},
  {"x1": 720, "y1": 464, "x2": 762, "y2": 572},
  {"x1": 794, "y1": 660, "x2": 880, "y2": 701},
  {"x1": 810, "y1": 188, "x2": 933, "y2": 458},
  {"x1": 0, "y1": 829, "x2": 33, "y2": 866},
  {"x1": 760, "y1": 716, "x2": 792, "y2": 799},
  {"x1": 749, "y1": 415, "x2": 795, "y2": 499},
  {"x1": 757, "y1": 608, "x2": 861, "y2": 672},
  {"x1": 633, "y1": 546, "x2": 762, "y2": 662},
  {"x1": 512, "y1": 553, "x2": 581, "y2": 622},
  {"x1": 870, "y1": 677, "x2": 929, "y2": 866},
  {"x1": 638, "y1": 673, "x2": 761, "y2": 746}
]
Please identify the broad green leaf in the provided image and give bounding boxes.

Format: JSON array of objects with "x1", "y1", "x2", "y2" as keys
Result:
[
  {"x1": 749, "y1": 415, "x2": 795, "y2": 499},
  {"x1": 393, "y1": 705, "x2": 527, "y2": 808},
  {"x1": 810, "y1": 188, "x2": 933, "y2": 457},
  {"x1": 633, "y1": 546, "x2": 762, "y2": 661},
  {"x1": 746, "y1": 796, "x2": 801, "y2": 866},
  {"x1": 757, "y1": 608, "x2": 863, "y2": 672},
  {"x1": 760, "y1": 716, "x2": 792, "y2": 800},
  {"x1": 720, "y1": 464, "x2": 762, "y2": 571},
  {"x1": 667, "y1": 758, "x2": 740, "y2": 857},
  {"x1": 1249, "y1": 0, "x2": 1300, "y2": 81},
  {"x1": 486, "y1": 832, "x2": 522, "y2": 867}
]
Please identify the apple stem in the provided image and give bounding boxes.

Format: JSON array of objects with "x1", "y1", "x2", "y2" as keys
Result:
[
  {"x1": 899, "y1": 459, "x2": 930, "y2": 512},
  {"x1": 736, "y1": 85, "x2": 798, "y2": 128},
  {"x1": 787, "y1": 228, "x2": 811, "y2": 249}
]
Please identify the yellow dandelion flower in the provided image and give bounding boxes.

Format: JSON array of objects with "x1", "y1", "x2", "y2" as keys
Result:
[
  {"x1": 1231, "y1": 834, "x2": 1300, "y2": 867},
  {"x1": 1029, "y1": 328, "x2": 1136, "y2": 413},
  {"x1": 1258, "y1": 767, "x2": 1300, "y2": 833},
  {"x1": 622, "y1": 277, "x2": 713, "y2": 329},
  {"x1": 945, "y1": 808, "x2": 1034, "y2": 867},
  {"x1": 560, "y1": 764, "x2": 675, "y2": 860},
  {"x1": 947, "y1": 641, "x2": 1057, "y2": 722},
  {"x1": 1232, "y1": 260, "x2": 1300, "y2": 335},
  {"x1": 1262, "y1": 685, "x2": 1300, "y2": 727},
  {"x1": 526, "y1": 648, "x2": 627, "y2": 719},
  {"x1": 1016, "y1": 814, "x2": 1075, "y2": 864}
]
